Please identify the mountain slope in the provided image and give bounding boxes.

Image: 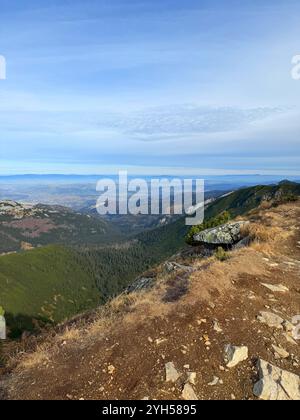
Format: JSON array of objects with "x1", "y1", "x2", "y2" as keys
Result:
[
  {"x1": 0, "y1": 246, "x2": 101, "y2": 338},
  {"x1": 2, "y1": 200, "x2": 299, "y2": 400},
  {"x1": 142, "y1": 181, "x2": 300, "y2": 246},
  {"x1": 0, "y1": 201, "x2": 121, "y2": 253}
]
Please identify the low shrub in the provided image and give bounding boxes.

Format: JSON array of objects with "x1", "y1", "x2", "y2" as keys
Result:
[
  {"x1": 186, "y1": 211, "x2": 231, "y2": 245},
  {"x1": 214, "y1": 247, "x2": 229, "y2": 262}
]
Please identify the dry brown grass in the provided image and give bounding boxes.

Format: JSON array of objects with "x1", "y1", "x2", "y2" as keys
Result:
[{"x1": 241, "y1": 222, "x2": 281, "y2": 243}]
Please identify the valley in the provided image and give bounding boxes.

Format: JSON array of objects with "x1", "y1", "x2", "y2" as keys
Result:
[{"x1": 0, "y1": 181, "x2": 299, "y2": 339}]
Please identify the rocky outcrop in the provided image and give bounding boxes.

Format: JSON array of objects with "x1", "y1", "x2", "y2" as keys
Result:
[
  {"x1": 193, "y1": 221, "x2": 249, "y2": 246},
  {"x1": 126, "y1": 276, "x2": 156, "y2": 293},
  {"x1": 253, "y1": 359, "x2": 300, "y2": 400}
]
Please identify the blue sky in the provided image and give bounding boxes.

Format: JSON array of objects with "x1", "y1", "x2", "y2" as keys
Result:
[{"x1": 0, "y1": 0, "x2": 299, "y2": 175}]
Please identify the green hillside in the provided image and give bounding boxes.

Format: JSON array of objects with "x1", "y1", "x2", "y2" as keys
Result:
[
  {"x1": 0, "y1": 246, "x2": 100, "y2": 337},
  {"x1": 157, "y1": 181, "x2": 300, "y2": 243},
  {"x1": 204, "y1": 181, "x2": 300, "y2": 220}
]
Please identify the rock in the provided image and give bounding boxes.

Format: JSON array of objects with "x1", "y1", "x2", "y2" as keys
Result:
[
  {"x1": 208, "y1": 376, "x2": 220, "y2": 386},
  {"x1": 108, "y1": 365, "x2": 115, "y2": 375},
  {"x1": 272, "y1": 345, "x2": 289, "y2": 360},
  {"x1": 283, "y1": 333, "x2": 298, "y2": 346},
  {"x1": 155, "y1": 338, "x2": 167, "y2": 345},
  {"x1": 182, "y1": 383, "x2": 198, "y2": 400},
  {"x1": 193, "y1": 221, "x2": 249, "y2": 246},
  {"x1": 283, "y1": 320, "x2": 294, "y2": 333},
  {"x1": 261, "y1": 283, "x2": 289, "y2": 293},
  {"x1": 164, "y1": 262, "x2": 194, "y2": 273},
  {"x1": 253, "y1": 359, "x2": 300, "y2": 400},
  {"x1": 165, "y1": 362, "x2": 181, "y2": 383},
  {"x1": 186, "y1": 372, "x2": 197, "y2": 385},
  {"x1": 0, "y1": 315, "x2": 6, "y2": 340},
  {"x1": 257, "y1": 311, "x2": 284, "y2": 329},
  {"x1": 126, "y1": 277, "x2": 156, "y2": 293},
  {"x1": 213, "y1": 320, "x2": 223, "y2": 333},
  {"x1": 232, "y1": 236, "x2": 251, "y2": 250},
  {"x1": 224, "y1": 344, "x2": 248, "y2": 368}
]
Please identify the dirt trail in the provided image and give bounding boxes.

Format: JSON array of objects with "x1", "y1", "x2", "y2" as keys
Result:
[{"x1": 1, "y1": 202, "x2": 300, "y2": 400}]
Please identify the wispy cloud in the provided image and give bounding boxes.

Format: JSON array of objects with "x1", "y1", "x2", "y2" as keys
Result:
[{"x1": 0, "y1": 0, "x2": 300, "y2": 174}]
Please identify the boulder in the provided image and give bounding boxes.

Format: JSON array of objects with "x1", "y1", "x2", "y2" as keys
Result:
[
  {"x1": 224, "y1": 344, "x2": 248, "y2": 368},
  {"x1": 193, "y1": 221, "x2": 249, "y2": 246},
  {"x1": 253, "y1": 359, "x2": 300, "y2": 400}
]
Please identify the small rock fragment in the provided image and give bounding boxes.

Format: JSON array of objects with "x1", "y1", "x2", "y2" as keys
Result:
[
  {"x1": 224, "y1": 344, "x2": 248, "y2": 368},
  {"x1": 165, "y1": 362, "x2": 181, "y2": 383},
  {"x1": 272, "y1": 345, "x2": 290, "y2": 360},
  {"x1": 186, "y1": 372, "x2": 197, "y2": 385},
  {"x1": 257, "y1": 311, "x2": 284, "y2": 329},
  {"x1": 182, "y1": 383, "x2": 198, "y2": 400},
  {"x1": 208, "y1": 376, "x2": 220, "y2": 386},
  {"x1": 213, "y1": 320, "x2": 223, "y2": 333},
  {"x1": 261, "y1": 283, "x2": 289, "y2": 293}
]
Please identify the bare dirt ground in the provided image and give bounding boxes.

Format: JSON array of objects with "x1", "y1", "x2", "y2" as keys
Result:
[{"x1": 1, "y1": 202, "x2": 300, "y2": 400}]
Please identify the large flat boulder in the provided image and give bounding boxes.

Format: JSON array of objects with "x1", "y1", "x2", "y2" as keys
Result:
[{"x1": 193, "y1": 221, "x2": 249, "y2": 246}]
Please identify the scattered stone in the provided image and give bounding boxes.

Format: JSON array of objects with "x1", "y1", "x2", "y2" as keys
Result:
[
  {"x1": 257, "y1": 311, "x2": 284, "y2": 329},
  {"x1": 127, "y1": 276, "x2": 156, "y2": 293},
  {"x1": 283, "y1": 332, "x2": 298, "y2": 345},
  {"x1": 182, "y1": 383, "x2": 198, "y2": 400},
  {"x1": 186, "y1": 372, "x2": 197, "y2": 385},
  {"x1": 108, "y1": 365, "x2": 115, "y2": 375},
  {"x1": 165, "y1": 362, "x2": 181, "y2": 383},
  {"x1": 224, "y1": 344, "x2": 248, "y2": 368},
  {"x1": 164, "y1": 261, "x2": 194, "y2": 273},
  {"x1": 213, "y1": 320, "x2": 223, "y2": 333},
  {"x1": 208, "y1": 376, "x2": 220, "y2": 386},
  {"x1": 283, "y1": 320, "x2": 294, "y2": 333},
  {"x1": 253, "y1": 359, "x2": 300, "y2": 400},
  {"x1": 272, "y1": 345, "x2": 290, "y2": 360},
  {"x1": 261, "y1": 283, "x2": 289, "y2": 293},
  {"x1": 155, "y1": 338, "x2": 167, "y2": 345}
]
